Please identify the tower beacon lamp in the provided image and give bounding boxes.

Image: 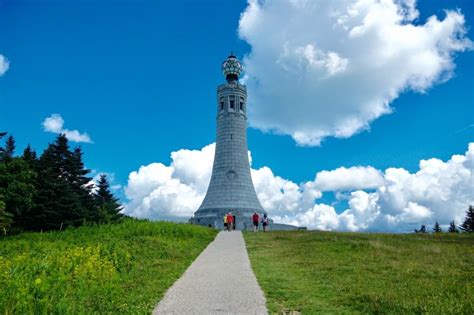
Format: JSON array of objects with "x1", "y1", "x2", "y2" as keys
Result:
[{"x1": 222, "y1": 52, "x2": 243, "y2": 83}]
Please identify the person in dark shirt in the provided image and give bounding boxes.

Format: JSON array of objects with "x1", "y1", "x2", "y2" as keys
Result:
[{"x1": 262, "y1": 214, "x2": 269, "y2": 232}]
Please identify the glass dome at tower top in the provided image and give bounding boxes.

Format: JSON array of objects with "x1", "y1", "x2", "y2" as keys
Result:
[{"x1": 222, "y1": 54, "x2": 243, "y2": 82}]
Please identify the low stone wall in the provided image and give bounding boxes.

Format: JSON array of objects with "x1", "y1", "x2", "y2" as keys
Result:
[{"x1": 191, "y1": 215, "x2": 301, "y2": 231}]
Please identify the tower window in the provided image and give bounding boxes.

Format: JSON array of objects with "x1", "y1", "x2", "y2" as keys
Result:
[
  {"x1": 239, "y1": 102, "x2": 243, "y2": 111},
  {"x1": 229, "y1": 96, "x2": 235, "y2": 110},
  {"x1": 220, "y1": 101, "x2": 224, "y2": 111}
]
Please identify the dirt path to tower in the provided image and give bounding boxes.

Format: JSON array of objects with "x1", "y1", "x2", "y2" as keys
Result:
[{"x1": 153, "y1": 231, "x2": 268, "y2": 314}]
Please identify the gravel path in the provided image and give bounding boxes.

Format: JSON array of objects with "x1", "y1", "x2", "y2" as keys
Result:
[{"x1": 153, "y1": 231, "x2": 268, "y2": 315}]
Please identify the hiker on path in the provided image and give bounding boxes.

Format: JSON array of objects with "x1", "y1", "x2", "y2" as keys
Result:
[
  {"x1": 252, "y1": 212, "x2": 259, "y2": 232},
  {"x1": 223, "y1": 214, "x2": 228, "y2": 231},
  {"x1": 226, "y1": 212, "x2": 234, "y2": 231},
  {"x1": 262, "y1": 214, "x2": 269, "y2": 232}
]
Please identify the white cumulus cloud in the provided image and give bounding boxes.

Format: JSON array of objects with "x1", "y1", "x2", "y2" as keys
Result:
[
  {"x1": 252, "y1": 166, "x2": 321, "y2": 217},
  {"x1": 0, "y1": 55, "x2": 9, "y2": 76},
  {"x1": 42, "y1": 114, "x2": 93, "y2": 143},
  {"x1": 124, "y1": 143, "x2": 322, "y2": 221},
  {"x1": 124, "y1": 144, "x2": 215, "y2": 220},
  {"x1": 238, "y1": 0, "x2": 472, "y2": 145},
  {"x1": 124, "y1": 142, "x2": 474, "y2": 233},
  {"x1": 314, "y1": 166, "x2": 384, "y2": 191}
]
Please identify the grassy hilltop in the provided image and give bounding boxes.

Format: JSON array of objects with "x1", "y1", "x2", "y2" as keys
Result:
[
  {"x1": 0, "y1": 219, "x2": 217, "y2": 314},
  {"x1": 245, "y1": 231, "x2": 474, "y2": 314},
  {"x1": 2, "y1": 221, "x2": 472, "y2": 314}
]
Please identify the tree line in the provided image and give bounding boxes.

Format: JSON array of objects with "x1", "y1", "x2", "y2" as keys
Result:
[
  {"x1": 414, "y1": 206, "x2": 474, "y2": 233},
  {"x1": 0, "y1": 132, "x2": 122, "y2": 235}
]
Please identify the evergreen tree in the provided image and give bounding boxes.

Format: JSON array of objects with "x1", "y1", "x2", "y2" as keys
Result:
[
  {"x1": 0, "y1": 132, "x2": 124, "y2": 231},
  {"x1": 448, "y1": 220, "x2": 459, "y2": 233},
  {"x1": 433, "y1": 221, "x2": 442, "y2": 233},
  {"x1": 94, "y1": 174, "x2": 123, "y2": 223},
  {"x1": 460, "y1": 205, "x2": 474, "y2": 232},
  {"x1": 0, "y1": 194, "x2": 13, "y2": 235},
  {"x1": 32, "y1": 135, "x2": 84, "y2": 230},
  {"x1": 0, "y1": 132, "x2": 7, "y2": 161},
  {"x1": 3, "y1": 135, "x2": 15, "y2": 161},
  {"x1": 68, "y1": 147, "x2": 97, "y2": 222},
  {"x1": 0, "y1": 157, "x2": 36, "y2": 229},
  {"x1": 22, "y1": 145, "x2": 37, "y2": 165}
]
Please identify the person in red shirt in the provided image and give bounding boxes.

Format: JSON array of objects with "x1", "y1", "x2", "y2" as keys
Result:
[
  {"x1": 226, "y1": 212, "x2": 234, "y2": 231},
  {"x1": 252, "y1": 212, "x2": 259, "y2": 232}
]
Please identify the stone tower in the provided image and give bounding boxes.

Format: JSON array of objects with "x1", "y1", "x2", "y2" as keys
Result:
[{"x1": 193, "y1": 54, "x2": 265, "y2": 230}]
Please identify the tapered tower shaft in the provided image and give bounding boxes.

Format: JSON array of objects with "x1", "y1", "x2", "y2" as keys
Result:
[{"x1": 193, "y1": 54, "x2": 264, "y2": 230}]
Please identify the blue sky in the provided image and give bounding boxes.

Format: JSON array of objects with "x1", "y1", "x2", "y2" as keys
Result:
[
  {"x1": 0, "y1": 0, "x2": 249, "y2": 184},
  {"x1": 0, "y1": 0, "x2": 473, "y2": 231}
]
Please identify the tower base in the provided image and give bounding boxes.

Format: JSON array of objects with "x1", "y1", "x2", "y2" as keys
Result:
[{"x1": 191, "y1": 208, "x2": 266, "y2": 231}]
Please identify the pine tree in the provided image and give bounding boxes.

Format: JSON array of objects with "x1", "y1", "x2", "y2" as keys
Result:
[
  {"x1": 22, "y1": 145, "x2": 37, "y2": 165},
  {"x1": 448, "y1": 220, "x2": 459, "y2": 233},
  {"x1": 0, "y1": 194, "x2": 13, "y2": 235},
  {"x1": 32, "y1": 135, "x2": 84, "y2": 230},
  {"x1": 95, "y1": 174, "x2": 123, "y2": 223},
  {"x1": 0, "y1": 132, "x2": 6, "y2": 159},
  {"x1": 460, "y1": 205, "x2": 474, "y2": 232},
  {"x1": 3, "y1": 135, "x2": 15, "y2": 161},
  {"x1": 67, "y1": 147, "x2": 96, "y2": 222},
  {"x1": 0, "y1": 132, "x2": 125, "y2": 231},
  {"x1": 28, "y1": 146, "x2": 53, "y2": 230},
  {"x1": 0, "y1": 157, "x2": 36, "y2": 230},
  {"x1": 433, "y1": 221, "x2": 442, "y2": 233}
]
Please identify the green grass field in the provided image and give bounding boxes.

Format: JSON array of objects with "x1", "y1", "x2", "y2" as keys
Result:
[
  {"x1": 244, "y1": 231, "x2": 474, "y2": 314},
  {"x1": 0, "y1": 219, "x2": 217, "y2": 314}
]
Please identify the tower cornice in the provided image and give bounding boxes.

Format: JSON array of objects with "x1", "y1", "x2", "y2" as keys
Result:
[{"x1": 217, "y1": 82, "x2": 247, "y2": 93}]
